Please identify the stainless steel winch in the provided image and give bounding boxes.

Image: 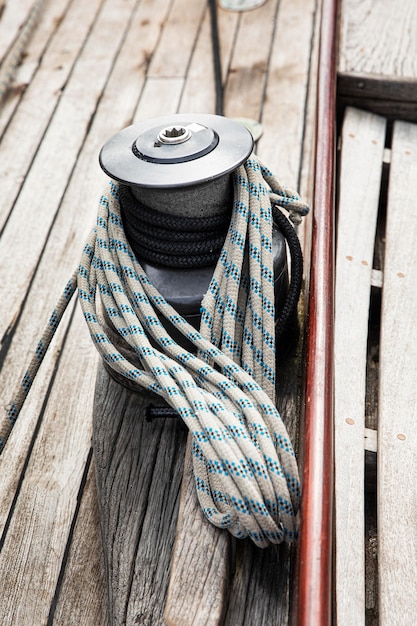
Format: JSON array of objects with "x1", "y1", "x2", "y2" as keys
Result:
[{"x1": 99, "y1": 113, "x2": 291, "y2": 349}]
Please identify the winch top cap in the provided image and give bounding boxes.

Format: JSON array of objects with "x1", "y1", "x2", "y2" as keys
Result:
[{"x1": 99, "y1": 113, "x2": 254, "y2": 189}]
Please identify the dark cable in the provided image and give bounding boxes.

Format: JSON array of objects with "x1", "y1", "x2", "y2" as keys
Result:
[
  {"x1": 119, "y1": 184, "x2": 231, "y2": 268},
  {"x1": 271, "y1": 206, "x2": 304, "y2": 342},
  {"x1": 208, "y1": 0, "x2": 224, "y2": 116}
]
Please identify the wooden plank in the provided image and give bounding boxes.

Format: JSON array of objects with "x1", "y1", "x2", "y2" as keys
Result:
[
  {"x1": 0, "y1": 0, "x2": 135, "y2": 343},
  {"x1": 334, "y1": 107, "x2": 386, "y2": 626},
  {"x1": 164, "y1": 439, "x2": 231, "y2": 626},
  {"x1": 179, "y1": 5, "x2": 238, "y2": 115},
  {"x1": 51, "y1": 462, "x2": 110, "y2": 626},
  {"x1": 0, "y1": 0, "x2": 34, "y2": 60},
  {"x1": 257, "y1": 0, "x2": 317, "y2": 186},
  {"x1": 378, "y1": 119, "x2": 417, "y2": 625},
  {"x1": 135, "y1": 77, "x2": 184, "y2": 121},
  {"x1": 147, "y1": 0, "x2": 206, "y2": 78},
  {"x1": 0, "y1": 0, "x2": 73, "y2": 134},
  {"x1": 0, "y1": 306, "x2": 98, "y2": 626},
  {"x1": 0, "y1": 0, "x2": 102, "y2": 230},
  {"x1": 339, "y1": 0, "x2": 417, "y2": 102},
  {"x1": 0, "y1": 0, "x2": 169, "y2": 521},
  {"x1": 224, "y1": 0, "x2": 279, "y2": 121},
  {"x1": 93, "y1": 367, "x2": 188, "y2": 626}
]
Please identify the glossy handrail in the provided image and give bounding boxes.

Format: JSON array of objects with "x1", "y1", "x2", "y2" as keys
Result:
[{"x1": 293, "y1": 0, "x2": 338, "y2": 623}]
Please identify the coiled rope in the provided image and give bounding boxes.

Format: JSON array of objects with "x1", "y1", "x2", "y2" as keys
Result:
[{"x1": 2, "y1": 154, "x2": 309, "y2": 548}]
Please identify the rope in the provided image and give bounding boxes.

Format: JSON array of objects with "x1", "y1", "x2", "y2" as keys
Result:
[
  {"x1": 119, "y1": 184, "x2": 231, "y2": 268},
  {"x1": 2, "y1": 154, "x2": 309, "y2": 548},
  {"x1": 0, "y1": 0, "x2": 47, "y2": 106}
]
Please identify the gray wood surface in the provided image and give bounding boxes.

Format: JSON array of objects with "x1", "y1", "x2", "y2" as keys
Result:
[
  {"x1": 338, "y1": 0, "x2": 417, "y2": 114},
  {"x1": 334, "y1": 107, "x2": 386, "y2": 626},
  {"x1": 0, "y1": 0, "x2": 319, "y2": 623},
  {"x1": 378, "y1": 120, "x2": 417, "y2": 626}
]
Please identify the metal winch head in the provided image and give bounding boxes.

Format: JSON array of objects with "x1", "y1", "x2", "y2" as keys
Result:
[{"x1": 99, "y1": 113, "x2": 254, "y2": 189}]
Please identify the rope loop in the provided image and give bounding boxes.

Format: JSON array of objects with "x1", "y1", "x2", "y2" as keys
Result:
[
  {"x1": 2, "y1": 154, "x2": 309, "y2": 548},
  {"x1": 77, "y1": 155, "x2": 307, "y2": 546}
]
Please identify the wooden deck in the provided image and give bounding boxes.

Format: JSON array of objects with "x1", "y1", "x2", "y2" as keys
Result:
[
  {"x1": 2, "y1": 0, "x2": 417, "y2": 624},
  {"x1": 0, "y1": 1, "x2": 319, "y2": 624}
]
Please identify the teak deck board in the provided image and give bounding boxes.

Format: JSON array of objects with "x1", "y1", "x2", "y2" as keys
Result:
[{"x1": 0, "y1": 0, "x2": 320, "y2": 624}]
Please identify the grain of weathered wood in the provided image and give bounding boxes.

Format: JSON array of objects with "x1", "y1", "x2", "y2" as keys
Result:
[
  {"x1": 0, "y1": 0, "x2": 73, "y2": 135},
  {"x1": 378, "y1": 120, "x2": 417, "y2": 626},
  {"x1": 334, "y1": 107, "x2": 386, "y2": 626},
  {"x1": 0, "y1": 306, "x2": 98, "y2": 626},
  {"x1": 257, "y1": 0, "x2": 317, "y2": 186},
  {"x1": 164, "y1": 437, "x2": 232, "y2": 626},
  {"x1": 93, "y1": 366, "x2": 188, "y2": 626},
  {"x1": 224, "y1": 0, "x2": 279, "y2": 121},
  {"x1": 51, "y1": 461, "x2": 110, "y2": 626},
  {"x1": 0, "y1": 0, "x2": 102, "y2": 230},
  {"x1": 147, "y1": 0, "x2": 206, "y2": 78},
  {"x1": 339, "y1": 0, "x2": 417, "y2": 103},
  {"x1": 0, "y1": 0, "x2": 34, "y2": 60},
  {"x1": 0, "y1": 0, "x2": 134, "y2": 343},
  {"x1": 0, "y1": 0, "x2": 167, "y2": 527},
  {"x1": 135, "y1": 77, "x2": 184, "y2": 121}
]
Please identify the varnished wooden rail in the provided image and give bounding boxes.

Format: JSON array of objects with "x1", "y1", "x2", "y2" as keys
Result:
[{"x1": 293, "y1": 0, "x2": 338, "y2": 623}]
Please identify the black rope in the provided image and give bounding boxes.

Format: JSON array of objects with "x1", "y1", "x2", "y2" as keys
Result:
[
  {"x1": 272, "y1": 205, "x2": 304, "y2": 343},
  {"x1": 208, "y1": 0, "x2": 224, "y2": 116},
  {"x1": 119, "y1": 184, "x2": 231, "y2": 268}
]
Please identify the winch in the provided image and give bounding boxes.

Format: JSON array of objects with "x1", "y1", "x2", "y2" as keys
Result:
[{"x1": 99, "y1": 113, "x2": 292, "y2": 350}]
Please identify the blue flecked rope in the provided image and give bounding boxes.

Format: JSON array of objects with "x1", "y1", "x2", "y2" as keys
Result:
[{"x1": 2, "y1": 155, "x2": 309, "y2": 547}]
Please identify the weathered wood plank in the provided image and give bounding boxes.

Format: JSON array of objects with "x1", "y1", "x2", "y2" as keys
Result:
[
  {"x1": 378, "y1": 119, "x2": 417, "y2": 625},
  {"x1": 0, "y1": 0, "x2": 102, "y2": 230},
  {"x1": 0, "y1": 306, "x2": 98, "y2": 626},
  {"x1": 93, "y1": 366, "x2": 188, "y2": 626},
  {"x1": 257, "y1": 0, "x2": 317, "y2": 186},
  {"x1": 0, "y1": 0, "x2": 34, "y2": 60},
  {"x1": 0, "y1": 0, "x2": 73, "y2": 135},
  {"x1": 0, "y1": 0, "x2": 168, "y2": 520},
  {"x1": 147, "y1": 0, "x2": 206, "y2": 78},
  {"x1": 164, "y1": 435, "x2": 232, "y2": 626},
  {"x1": 334, "y1": 107, "x2": 386, "y2": 626},
  {"x1": 135, "y1": 77, "x2": 184, "y2": 121},
  {"x1": 339, "y1": 0, "x2": 417, "y2": 102},
  {"x1": 224, "y1": 0, "x2": 279, "y2": 121},
  {"x1": 179, "y1": 5, "x2": 238, "y2": 115},
  {"x1": 51, "y1": 461, "x2": 110, "y2": 626}
]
